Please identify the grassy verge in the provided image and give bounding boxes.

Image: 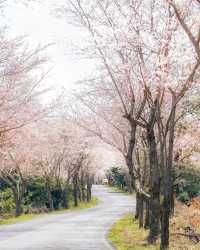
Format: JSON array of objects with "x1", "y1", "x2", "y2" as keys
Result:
[
  {"x1": 109, "y1": 213, "x2": 200, "y2": 250},
  {"x1": 0, "y1": 197, "x2": 99, "y2": 225},
  {"x1": 109, "y1": 214, "x2": 158, "y2": 250},
  {"x1": 51, "y1": 197, "x2": 99, "y2": 214}
]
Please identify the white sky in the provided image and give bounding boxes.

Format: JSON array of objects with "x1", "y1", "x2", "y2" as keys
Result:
[
  {"x1": 1, "y1": 1, "x2": 122, "y2": 169},
  {"x1": 2, "y1": 1, "x2": 95, "y2": 94}
]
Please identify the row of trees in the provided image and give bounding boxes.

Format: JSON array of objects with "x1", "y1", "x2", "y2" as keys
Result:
[
  {"x1": 61, "y1": 0, "x2": 200, "y2": 249},
  {"x1": 0, "y1": 1, "x2": 199, "y2": 249},
  {"x1": 0, "y1": 1, "x2": 97, "y2": 217},
  {"x1": 0, "y1": 120, "x2": 96, "y2": 216}
]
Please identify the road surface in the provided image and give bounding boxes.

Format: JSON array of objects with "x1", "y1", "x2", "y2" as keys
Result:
[{"x1": 0, "y1": 185, "x2": 135, "y2": 250}]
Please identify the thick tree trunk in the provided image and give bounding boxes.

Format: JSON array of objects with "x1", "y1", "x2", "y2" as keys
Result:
[
  {"x1": 63, "y1": 186, "x2": 69, "y2": 209},
  {"x1": 3, "y1": 176, "x2": 26, "y2": 217},
  {"x1": 139, "y1": 195, "x2": 144, "y2": 228},
  {"x1": 160, "y1": 196, "x2": 170, "y2": 249},
  {"x1": 170, "y1": 185, "x2": 175, "y2": 216},
  {"x1": 160, "y1": 102, "x2": 176, "y2": 250},
  {"x1": 148, "y1": 187, "x2": 160, "y2": 243},
  {"x1": 125, "y1": 122, "x2": 149, "y2": 202},
  {"x1": 135, "y1": 192, "x2": 140, "y2": 219},
  {"x1": 46, "y1": 182, "x2": 54, "y2": 211},
  {"x1": 86, "y1": 181, "x2": 92, "y2": 202},
  {"x1": 78, "y1": 185, "x2": 82, "y2": 201},
  {"x1": 144, "y1": 200, "x2": 150, "y2": 229},
  {"x1": 126, "y1": 174, "x2": 133, "y2": 193},
  {"x1": 47, "y1": 193, "x2": 54, "y2": 211},
  {"x1": 147, "y1": 127, "x2": 160, "y2": 244},
  {"x1": 11, "y1": 182, "x2": 25, "y2": 217},
  {"x1": 81, "y1": 185, "x2": 86, "y2": 202},
  {"x1": 15, "y1": 197, "x2": 23, "y2": 217}
]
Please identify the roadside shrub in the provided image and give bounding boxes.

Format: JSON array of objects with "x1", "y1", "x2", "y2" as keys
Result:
[
  {"x1": 25, "y1": 177, "x2": 47, "y2": 208},
  {"x1": 177, "y1": 191, "x2": 190, "y2": 203},
  {"x1": 175, "y1": 166, "x2": 200, "y2": 203},
  {"x1": 0, "y1": 189, "x2": 15, "y2": 213},
  {"x1": 0, "y1": 177, "x2": 77, "y2": 215},
  {"x1": 106, "y1": 166, "x2": 127, "y2": 190},
  {"x1": 24, "y1": 207, "x2": 49, "y2": 214},
  {"x1": 52, "y1": 187, "x2": 63, "y2": 210}
]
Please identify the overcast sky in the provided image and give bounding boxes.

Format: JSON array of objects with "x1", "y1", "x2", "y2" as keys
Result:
[
  {"x1": 2, "y1": 1, "x2": 94, "y2": 94},
  {"x1": 1, "y1": 1, "x2": 122, "y2": 168}
]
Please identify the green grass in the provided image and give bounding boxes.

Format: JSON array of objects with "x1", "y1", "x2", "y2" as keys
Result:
[
  {"x1": 109, "y1": 214, "x2": 159, "y2": 250},
  {"x1": 0, "y1": 197, "x2": 99, "y2": 225},
  {"x1": 51, "y1": 197, "x2": 99, "y2": 214},
  {"x1": 0, "y1": 214, "x2": 40, "y2": 225},
  {"x1": 109, "y1": 213, "x2": 200, "y2": 250}
]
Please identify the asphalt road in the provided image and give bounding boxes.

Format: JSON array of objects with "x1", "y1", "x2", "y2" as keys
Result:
[{"x1": 0, "y1": 185, "x2": 135, "y2": 250}]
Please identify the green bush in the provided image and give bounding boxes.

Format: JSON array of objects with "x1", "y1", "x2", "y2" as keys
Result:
[
  {"x1": 0, "y1": 177, "x2": 76, "y2": 214},
  {"x1": 175, "y1": 166, "x2": 200, "y2": 203},
  {"x1": 106, "y1": 166, "x2": 127, "y2": 189},
  {"x1": 177, "y1": 191, "x2": 190, "y2": 203},
  {"x1": 0, "y1": 189, "x2": 15, "y2": 213},
  {"x1": 25, "y1": 177, "x2": 47, "y2": 208}
]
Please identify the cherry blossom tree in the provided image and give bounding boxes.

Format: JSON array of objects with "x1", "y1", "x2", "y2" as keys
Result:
[
  {"x1": 0, "y1": 127, "x2": 39, "y2": 216},
  {"x1": 60, "y1": 0, "x2": 200, "y2": 248},
  {"x1": 0, "y1": 34, "x2": 53, "y2": 216}
]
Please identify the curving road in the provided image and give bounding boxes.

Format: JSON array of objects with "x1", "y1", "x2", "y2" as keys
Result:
[{"x1": 0, "y1": 185, "x2": 135, "y2": 250}]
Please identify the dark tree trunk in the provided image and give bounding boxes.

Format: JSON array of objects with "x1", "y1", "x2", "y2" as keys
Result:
[
  {"x1": 126, "y1": 124, "x2": 137, "y2": 189},
  {"x1": 160, "y1": 101, "x2": 176, "y2": 250},
  {"x1": 124, "y1": 96, "x2": 147, "y2": 200},
  {"x1": 135, "y1": 192, "x2": 140, "y2": 219},
  {"x1": 11, "y1": 182, "x2": 25, "y2": 217},
  {"x1": 46, "y1": 182, "x2": 54, "y2": 211},
  {"x1": 125, "y1": 122, "x2": 148, "y2": 203},
  {"x1": 139, "y1": 195, "x2": 144, "y2": 228},
  {"x1": 148, "y1": 189, "x2": 160, "y2": 243},
  {"x1": 15, "y1": 197, "x2": 23, "y2": 217},
  {"x1": 80, "y1": 173, "x2": 86, "y2": 202},
  {"x1": 126, "y1": 174, "x2": 133, "y2": 193},
  {"x1": 147, "y1": 127, "x2": 160, "y2": 244},
  {"x1": 86, "y1": 181, "x2": 92, "y2": 202},
  {"x1": 78, "y1": 185, "x2": 82, "y2": 201},
  {"x1": 170, "y1": 185, "x2": 175, "y2": 216},
  {"x1": 81, "y1": 185, "x2": 86, "y2": 202},
  {"x1": 48, "y1": 193, "x2": 54, "y2": 211},
  {"x1": 144, "y1": 200, "x2": 150, "y2": 229},
  {"x1": 160, "y1": 196, "x2": 170, "y2": 249},
  {"x1": 63, "y1": 186, "x2": 69, "y2": 209},
  {"x1": 73, "y1": 175, "x2": 78, "y2": 207}
]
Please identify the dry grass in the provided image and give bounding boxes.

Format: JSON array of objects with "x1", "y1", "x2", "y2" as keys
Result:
[
  {"x1": 109, "y1": 199, "x2": 200, "y2": 250},
  {"x1": 170, "y1": 199, "x2": 200, "y2": 250}
]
